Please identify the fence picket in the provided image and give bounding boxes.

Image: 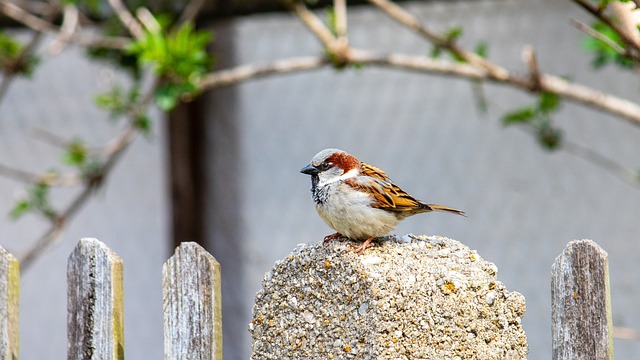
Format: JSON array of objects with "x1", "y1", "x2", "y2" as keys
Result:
[
  {"x1": 0, "y1": 245, "x2": 19, "y2": 360},
  {"x1": 162, "y1": 242, "x2": 222, "y2": 360},
  {"x1": 67, "y1": 238, "x2": 125, "y2": 360},
  {"x1": 551, "y1": 239, "x2": 614, "y2": 360}
]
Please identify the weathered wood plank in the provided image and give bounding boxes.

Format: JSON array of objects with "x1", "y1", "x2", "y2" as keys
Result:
[
  {"x1": 163, "y1": 242, "x2": 222, "y2": 360},
  {"x1": 67, "y1": 238, "x2": 124, "y2": 360},
  {"x1": 0, "y1": 245, "x2": 19, "y2": 360},
  {"x1": 551, "y1": 239, "x2": 613, "y2": 360}
]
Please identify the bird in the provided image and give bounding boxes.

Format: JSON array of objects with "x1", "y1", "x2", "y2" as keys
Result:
[{"x1": 300, "y1": 148, "x2": 465, "y2": 254}]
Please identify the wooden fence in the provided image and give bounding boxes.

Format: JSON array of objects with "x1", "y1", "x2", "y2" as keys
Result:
[{"x1": 0, "y1": 238, "x2": 613, "y2": 359}]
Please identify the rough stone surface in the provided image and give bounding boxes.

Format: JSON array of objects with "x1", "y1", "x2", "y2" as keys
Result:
[{"x1": 250, "y1": 235, "x2": 527, "y2": 359}]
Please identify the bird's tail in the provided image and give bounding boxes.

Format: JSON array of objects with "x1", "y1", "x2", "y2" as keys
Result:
[{"x1": 425, "y1": 203, "x2": 466, "y2": 217}]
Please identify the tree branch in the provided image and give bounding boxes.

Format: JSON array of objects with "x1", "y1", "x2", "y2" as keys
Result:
[
  {"x1": 287, "y1": 1, "x2": 340, "y2": 54},
  {"x1": 176, "y1": 0, "x2": 207, "y2": 27},
  {"x1": 0, "y1": 0, "x2": 129, "y2": 49},
  {"x1": 107, "y1": 0, "x2": 144, "y2": 39},
  {"x1": 571, "y1": 18, "x2": 627, "y2": 55},
  {"x1": 573, "y1": 0, "x2": 640, "y2": 60},
  {"x1": 198, "y1": 50, "x2": 640, "y2": 128},
  {"x1": 367, "y1": 0, "x2": 511, "y2": 81},
  {"x1": 47, "y1": 3, "x2": 79, "y2": 55},
  {"x1": 17, "y1": 79, "x2": 156, "y2": 270}
]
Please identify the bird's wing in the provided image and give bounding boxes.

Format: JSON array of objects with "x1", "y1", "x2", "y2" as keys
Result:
[{"x1": 344, "y1": 162, "x2": 425, "y2": 212}]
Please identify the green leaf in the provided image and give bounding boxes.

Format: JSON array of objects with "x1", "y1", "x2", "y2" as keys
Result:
[
  {"x1": 474, "y1": 41, "x2": 488, "y2": 58},
  {"x1": 445, "y1": 26, "x2": 463, "y2": 43},
  {"x1": 581, "y1": 20, "x2": 636, "y2": 70},
  {"x1": 134, "y1": 114, "x2": 152, "y2": 136},
  {"x1": 62, "y1": 140, "x2": 88, "y2": 167},
  {"x1": 127, "y1": 20, "x2": 213, "y2": 110},
  {"x1": 0, "y1": 31, "x2": 39, "y2": 76},
  {"x1": 326, "y1": 8, "x2": 337, "y2": 37},
  {"x1": 537, "y1": 125, "x2": 563, "y2": 150},
  {"x1": 538, "y1": 91, "x2": 561, "y2": 114},
  {"x1": 9, "y1": 199, "x2": 31, "y2": 220},
  {"x1": 502, "y1": 106, "x2": 536, "y2": 125},
  {"x1": 430, "y1": 46, "x2": 442, "y2": 59}
]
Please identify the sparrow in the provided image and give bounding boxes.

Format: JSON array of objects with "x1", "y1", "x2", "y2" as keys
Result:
[{"x1": 301, "y1": 148, "x2": 465, "y2": 253}]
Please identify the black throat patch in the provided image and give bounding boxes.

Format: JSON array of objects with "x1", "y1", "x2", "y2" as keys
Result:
[{"x1": 310, "y1": 175, "x2": 329, "y2": 205}]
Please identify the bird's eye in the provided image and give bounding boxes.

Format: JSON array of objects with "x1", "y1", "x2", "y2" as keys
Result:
[{"x1": 316, "y1": 162, "x2": 332, "y2": 171}]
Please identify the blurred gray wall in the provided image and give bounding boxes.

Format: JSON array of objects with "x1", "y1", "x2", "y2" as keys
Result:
[
  {"x1": 0, "y1": 42, "x2": 168, "y2": 358},
  {"x1": 204, "y1": 0, "x2": 640, "y2": 359}
]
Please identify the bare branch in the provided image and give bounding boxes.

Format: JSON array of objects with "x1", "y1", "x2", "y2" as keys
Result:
[
  {"x1": 0, "y1": 31, "x2": 44, "y2": 104},
  {"x1": 136, "y1": 7, "x2": 161, "y2": 34},
  {"x1": 48, "y1": 3, "x2": 79, "y2": 55},
  {"x1": 0, "y1": 0, "x2": 130, "y2": 49},
  {"x1": 199, "y1": 49, "x2": 640, "y2": 128},
  {"x1": 614, "y1": 326, "x2": 640, "y2": 340},
  {"x1": 13, "y1": 0, "x2": 57, "y2": 17},
  {"x1": 287, "y1": 1, "x2": 337, "y2": 52},
  {"x1": 610, "y1": 1, "x2": 640, "y2": 47},
  {"x1": 107, "y1": 0, "x2": 144, "y2": 39},
  {"x1": 0, "y1": 163, "x2": 40, "y2": 184},
  {"x1": 17, "y1": 77, "x2": 156, "y2": 270},
  {"x1": 176, "y1": 0, "x2": 207, "y2": 27},
  {"x1": 367, "y1": 0, "x2": 511, "y2": 81},
  {"x1": 334, "y1": 0, "x2": 348, "y2": 52},
  {"x1": 522, "y1": 45, "x2": 541, "y2": 91},
  {"x1": 562, "y1": 139, "x2": 639, "y2": 189},
  {"x1": 571, "y1": 18, "x2": 627, "y2": 54},
  {"x1": 573, "y1": 0, "x2": 640, "y2": 59},
  {"x1": 0, "y1": 163, "x2": 80, "y2": 186},
  {"x1": 199, "y1": 56, "x2": 329, "y2": 88}
]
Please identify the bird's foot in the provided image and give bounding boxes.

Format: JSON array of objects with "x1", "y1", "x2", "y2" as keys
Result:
[
  {"x1": 323, "y1": 232, "x2": 343, "y2": 244},
  {"x1": 351, "y1": 236, "x2": 375, "y2": 254}
]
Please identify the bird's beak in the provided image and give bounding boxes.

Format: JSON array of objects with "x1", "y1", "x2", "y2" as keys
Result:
[{"x1": 300, "y1": 164, "x2": 318, "y2": 175}]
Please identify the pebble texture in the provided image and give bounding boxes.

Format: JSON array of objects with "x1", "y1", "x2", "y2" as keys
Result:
[{"x1": 250, "y1": 235, "x2": 528, "y2": 359}]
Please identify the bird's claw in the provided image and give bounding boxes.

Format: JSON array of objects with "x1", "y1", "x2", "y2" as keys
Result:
[
  {"x1": 350, "y1": 236, "x2": 375, "y2": 254},
  {"x1": 323, "y1": 232, "x2": 343, "y2": 244}
]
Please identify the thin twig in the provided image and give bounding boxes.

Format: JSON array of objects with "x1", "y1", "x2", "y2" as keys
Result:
[
  {"x1": 0, "y1": 163, "x2": 40, "y2": 183},
  {"x1": 198, "y1": 50, "x2": 640, "y2": 128},
  {"x1": 571, "y1": 18, "x2": 627, "y2": 54},
  {"x1": 13, "y1": 0, "x2": 57, "y2": 17},
  {"x1": 562, "y1": 139, "x2": 639, "y2": 189},
  {"x1": 0, "y1": 163, "x2": 81, "y2": 186},
  {"x1": 614, "y1": 326, "x2": 640, "y2": 340},
  {"x1": 610, "y1": 1, "x2": 640, "y2": 47},
  {"x1": 198, "y1": 56, "x2": 329, "y2": 88},
  {"x1": 334, "y1": 0, "x2": 348, "y2": 52},
  {"x1": 287, "y1": 1, "x2": 338, "y2": 52},
  {"x1": 522, "y1": 45, "x2": 541, "y2": 91},
  {"x1": 18, "y1": 78, "x2": 157, "y2": 271},
  {"x1": 573, "y1": 0, "x2": 640, "y2": 60},
  {"x1": 367, "y1": 0, "x2": 511, "y2": 81},
  {"x1": 136, "y1": 7, "x2": 161, "y2": 34},
  {"x1": 0, "y1": 0, "x2": 130, "y2": 49},
  {"x1": 0, "y1": 31, "x2": 44, "y2": 104},
  {"x1": 47, "y1": 3, "x2": 79, "y2": 55},
  {"x1": 176, "y1": 0, "x2": 207, "y2": 27},
  {"x1": 107, "y1": 0, "x2": 144, "y2": 39}
]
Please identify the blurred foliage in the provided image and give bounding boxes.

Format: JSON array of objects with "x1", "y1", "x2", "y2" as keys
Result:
[
  {"x1": 0, "y1": 32, "x2": 39, "y2": 76},
  {"x1": 127, "y1": 18, "x2": 214, "y2": 110},
  {"x1": 10, "y1": 182, "x2": 56, "y2": 220},
  {"x1": 502, "y1": 92, "x2": 563, "y2": 150},
  {"x1": 581, "y1": 21, "x2": 636, "y2": 69}
]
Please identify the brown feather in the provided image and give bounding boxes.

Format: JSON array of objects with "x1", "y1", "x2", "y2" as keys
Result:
[{"x1": 349, "y1": 161, "x2": 466, "y2": 217}]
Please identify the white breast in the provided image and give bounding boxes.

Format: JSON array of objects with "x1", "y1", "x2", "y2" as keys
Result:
[{"x1": 315, "y1": 182, "x2": 399, "y2": 240}]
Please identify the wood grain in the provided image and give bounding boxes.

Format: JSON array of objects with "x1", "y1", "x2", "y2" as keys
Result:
[
  {"x1": 67, "y1": 238, "x2": 124, "y2": 360},
  {"x1": 163, "y1": 242, "x2": 222, "y2": 360},
  {"x1": 551, "y1": 239, "x2": 613, "y2": 360}
]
